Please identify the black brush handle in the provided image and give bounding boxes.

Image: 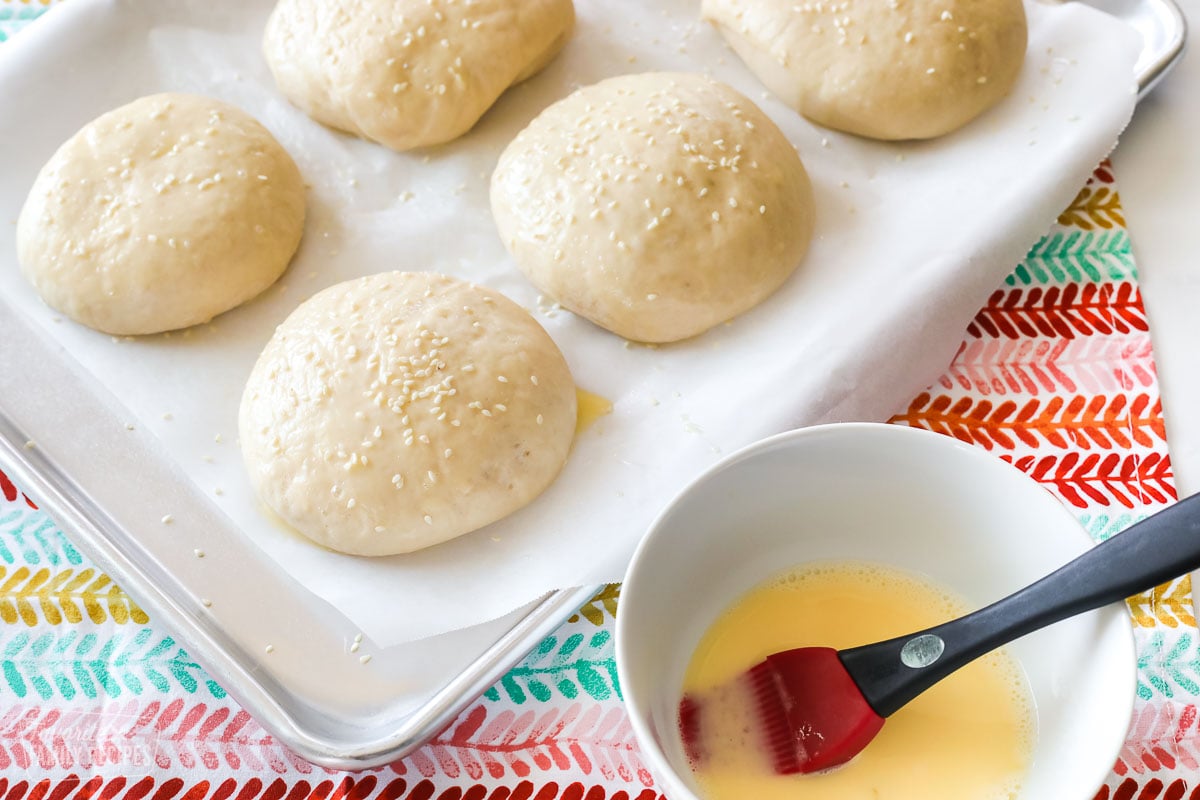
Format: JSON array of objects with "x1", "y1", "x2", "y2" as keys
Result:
[{"x1": 841, "y1": 491, "x2": 1200, "y2": 719}]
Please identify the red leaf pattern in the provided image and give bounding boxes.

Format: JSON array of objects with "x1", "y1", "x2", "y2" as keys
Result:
[
  {"x1": 0, "y1": 469, "x2": 36, "y2": 510},
  {"x1": 415, "y1": 705, "x2": 652, "y2": 788},
  {"x1": 966, "y1": 283, "x2": 1147, "y2": 340},
  {"x1": 940, "y1": 334, "x2": 1156, "y2": 396},
  {"x1": 1001, "y1": 451, "x2": 1175, "y2": 509},
  {"x1": 894, "y1": 393, "x2": 1168, "y2": 452}
]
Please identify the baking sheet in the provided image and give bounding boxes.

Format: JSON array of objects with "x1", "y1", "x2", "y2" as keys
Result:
[{"x1": 0, "y1": 0, "x2": 1140, "y2": 648}]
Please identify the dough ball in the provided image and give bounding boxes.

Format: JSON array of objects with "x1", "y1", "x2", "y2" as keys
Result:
[
  {"x1": 490, "y1": 72, "x2": 814, "y2": 343},
  {"x1": 262, "y1": 0, "x2": 575, "y2": 151},
  {"x1": 702, "y1": 0, "x2": 1027, "y2": 140},
  {"x1": 16, "y1": 93, "x2": 306, "y2": 336},
  {"x1": 239, "y1": 271, "x2": 576, "y2": 556}
]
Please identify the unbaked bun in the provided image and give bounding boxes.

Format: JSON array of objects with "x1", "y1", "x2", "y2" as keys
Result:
[
  {"x1": 262, "y1": 0, "x2": 575, "y2": 152},
  {"x1": 239, "y1": 271, "x2": 576, "y2": 556},
  {"x1": 701, "y1": 0, "x2": 1027, "y2": 140},
  {"x1": 490, "y1": 72, "x2": 814, "y2": 343},
  {"x1": 16, "y1": 93, "x2": 305, "y2": 336}
]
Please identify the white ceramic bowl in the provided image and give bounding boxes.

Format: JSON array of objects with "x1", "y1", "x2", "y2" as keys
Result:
[{"x1": 616, "y1": 422, "x2": 1135, "y2": 800}]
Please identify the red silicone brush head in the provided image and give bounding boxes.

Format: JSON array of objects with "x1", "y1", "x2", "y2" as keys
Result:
[
  {"x1": 678, "y1": 693, "x2": 704, "y2": 765},
  {"x1": 747, "y1": 647, "x2": 886, "y2": 774}
]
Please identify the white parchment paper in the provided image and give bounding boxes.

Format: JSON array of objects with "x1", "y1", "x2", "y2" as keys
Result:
[{"x1": 0, "y1": 0, "x2": 1139, "y2": 645}]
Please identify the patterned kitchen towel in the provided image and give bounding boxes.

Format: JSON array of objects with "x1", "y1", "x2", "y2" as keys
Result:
[{"x1": 0, "y1": 6, "x2": 1194, "y2": 793}]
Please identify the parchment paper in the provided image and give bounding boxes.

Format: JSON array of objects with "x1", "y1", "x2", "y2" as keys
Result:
[{"x1": 0, "y1": 0, "x2": 1140, "y2": 645}]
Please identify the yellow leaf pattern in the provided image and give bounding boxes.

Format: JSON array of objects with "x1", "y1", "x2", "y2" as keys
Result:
[
  {"x1": 567, "y1": 584, "x2": 620, "y2": 627},
  {"x1": 1126, "y1": 576, "x2": 1195, "y2": 629},
  {"x1": 0, "y1": 565, "x2": 149, "y2": 627}
]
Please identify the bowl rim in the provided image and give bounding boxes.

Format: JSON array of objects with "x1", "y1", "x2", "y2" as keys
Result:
[{"x1": 615, "y1": 421, "x2": 1137, "y2": 800}]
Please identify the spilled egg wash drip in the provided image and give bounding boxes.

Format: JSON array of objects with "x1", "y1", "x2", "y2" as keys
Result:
[
  {"x1": 575, "y1": 388, "x2": 612, "y2": 433},
  {"x1": 682, "y1": 562, "x2": 1034, "y2": 800}
]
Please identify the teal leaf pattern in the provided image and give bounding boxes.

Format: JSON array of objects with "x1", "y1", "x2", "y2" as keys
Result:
[
  {"x1": 0, "y1": 627, "x2": 226, "y2": 701},
  {"x1": 1007, "y1": 230, "x2": 1137, "y2": 286},
  {"x1": 0, "y1": 507, "x2": 85, "y2": 567},
  {"x1": 1135, "y1": 630, "x2": 1200, "y2": 701},
  {"x1": 1077, "y1": 511, "x2": 1150, "y2": 543},
  {"x1": 489, "y1": 628, "x2": 619, "y2": 706},
  {"x1": 0, "y1": 4, "x2": 50, "y2": 42}
]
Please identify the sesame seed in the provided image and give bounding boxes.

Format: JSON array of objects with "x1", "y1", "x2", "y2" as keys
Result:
[
  {"x1": 194, "y1": 549, "x2": 205, "y2": 558},
  {"x1": 350, "y1": 641, "x2": 360, "y2": 653},
  {"x1": 536, "y1": 414, "x2": 544, "y2": 425},
  {"x1": 497, "y1": 375, "x2": 508, "y2": 383},
  {"x1": 360, "y1": 654, "x2": 373, "y2": 664},
  {"x1": 161, "y1": 514, "x2": 174, "y2": 525},
  {"x1": 423, "y1": 514, "x2": 433, "y2": 525},
  {"x1": 201, "y1": 598, "x2": 212, "y2": 608}
]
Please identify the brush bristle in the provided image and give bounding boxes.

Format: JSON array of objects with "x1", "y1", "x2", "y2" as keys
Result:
[
  {"x1": 679, "y1": 694, "x2": 703, "y2": 765},
  {"x1": 746, "y1": 661, "x2": 803, "y2": 775}
]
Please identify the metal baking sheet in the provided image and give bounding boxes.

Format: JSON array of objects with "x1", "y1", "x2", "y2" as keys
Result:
[{"x1": 0, "y1": 0, "x2": 1183, "y2": 771}]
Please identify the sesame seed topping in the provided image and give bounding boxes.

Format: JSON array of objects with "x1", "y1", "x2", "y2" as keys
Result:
[
  {"x1": 194, "y1": 549, "x2": 205, "y2": 558},
  {"x1": 359, "y1": 654, "x2": 372, "y2": 664},
  {"x1": 423, "y1": 514, "x2": 433, "y2": 525},
  {"x1": 161, "y1": 514, "x2": 174, "y2": 525},
  {"x1": 265, "y1": 645, "x2": 275, "y2": 654}
]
